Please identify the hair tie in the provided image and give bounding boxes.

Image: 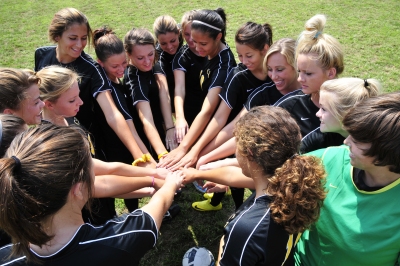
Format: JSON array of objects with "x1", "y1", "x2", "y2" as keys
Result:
[
  {"x1": 0, "y1": 120, "x2": 3, "y2": 147},
  {"x1": 290, "y1": 153, "x2": 299, "y2": 159},
  {"x1": 314, "y1": 31, "x2": 321, "y2": 39},
  {"x1": 364, "y1": 79, "x2": 369, "y2": 88},
  {"x1": 11, "y1": 156, "x2": 21, "y2": 170},
  {"x1": 192, "y1": 20, "x2": 221, "y2": 31}
]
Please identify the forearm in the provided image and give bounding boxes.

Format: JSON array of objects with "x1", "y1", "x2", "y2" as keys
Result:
[
  {"x1": 93, "y1": 159, "x2": 164, "y2": 178},
  {"x1": 127, "y1": 120, "x2": 151, "y2": 156},
  {"x1": 192, "y1": 166, "x2": 254, "y2": 189},
  {"x1": 93, "y1": 175, "x2": 155, "y2": 198},
  {"x1": 156, "y1": 75, "x2": 174, "y2": 128},
  {"x1": 199, "y1": 138, "x2": 236, "y2": 165}
]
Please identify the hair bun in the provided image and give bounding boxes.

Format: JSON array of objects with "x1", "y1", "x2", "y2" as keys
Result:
[
  {"x1": 304, "y1": 14, "x2": 326, "y2": 40},
  {"x1": 93, "y1": 26, "x2": 114, "y2": 46}
]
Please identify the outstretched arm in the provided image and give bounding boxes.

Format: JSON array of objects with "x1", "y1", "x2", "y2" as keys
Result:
[
  {"x1": 96, "y1": 90, "x2": 146, "y2": 160},
  {"x1": 181, "y1": 166, "x2": 255, "y2": 189},
  {"x1": 173, "y1": 70, "x2": 189, "y2": 143}
]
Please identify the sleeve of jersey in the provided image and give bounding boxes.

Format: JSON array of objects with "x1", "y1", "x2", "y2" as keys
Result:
[
  {"x1": 110, "y1": 84, "x2": 132, "y2": 120},
  {"x1": 153, "y1": 58, "x2": 166, "y2": 75},
  {"x1": 207, "y1": 54, "x2": 232, "y2": 91},
  {"x1": 125, "y1": 67, "x2": 150, "y2": 106},
  {"x1": 172, "y1": 47, "x2": 189, "y2": 72},
  {"x1": 88, "y1": 62, "x2": 113, "y2": 99},
  {"x1": 219, "y1": 68, "x2": 242, "y2": 110},
  {"x1": 34, "y1": 48, "x2": 42, "y2": 71},
  {"x1": 300, "y1": 127, "x2": 323, "y2": 154},
  {"x1": 244, "y1": 86, "x2": 268, "y2": 111},
  {"x1": 110, "y1": 209, "x2": 158, "y2": 257}
]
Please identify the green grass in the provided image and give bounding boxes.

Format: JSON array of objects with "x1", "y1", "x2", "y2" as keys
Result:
[
  {"x1": 0, "y1": 0, "x2": 399, "y2": 92},
  {"x1": 1, "y1": 0, "x2": 399, "y2": 264}
]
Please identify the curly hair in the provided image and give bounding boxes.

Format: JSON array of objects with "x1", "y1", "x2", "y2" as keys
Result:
[{"x1": 234, "y1": 106, "x2": 326, "y2": 234}]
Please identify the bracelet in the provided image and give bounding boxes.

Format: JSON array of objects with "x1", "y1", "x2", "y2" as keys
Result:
[
  {"x1": 132, "y1": 157, "x2": 145, "y2": 166},
  {"x1": 166, "y1": 126, "x2": 175, "y2": 131},
  {"x1": 158, "y1": 151, "x2": 169, "y2": 160},
  {"x1": 151, "y1": 176, "x2": 155, "y2": 187},
  {"x1": 143, "y1": 153, "x2": 152, "y2": 162}
]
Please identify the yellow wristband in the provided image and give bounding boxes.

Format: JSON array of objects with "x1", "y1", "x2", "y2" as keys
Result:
[
  {"x1": 132, "y1": 157, "x2": 145, "y2": 166},
  {"x1": 143, "y1": 153, "x2": 152, "y2": 162},
  {"x1": 158, "y1": 151, "x2": 169, "y2": 160}
]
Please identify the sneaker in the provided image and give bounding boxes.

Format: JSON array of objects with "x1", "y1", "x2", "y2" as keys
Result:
[
  {"x1": 163, "y1": 204, "x2": 181, "y2": 223},
  {"x1": 203, "y1": 188, "x2": 231, "y2": 199},
  {"x1": 203, "y1": 193, "x2": 213, "y2": 199},
  {"x1": 192, "y1": 199, "x2": 222, "y2": 211},
  {"x1": 193, "y1": 181, "x2": 207, "y2": 193}
]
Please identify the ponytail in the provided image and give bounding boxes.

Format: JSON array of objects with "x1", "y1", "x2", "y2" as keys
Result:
[
  {"x1": 268, "y1": 155, "x2": 326, "y2": 234},
  {"x1": 93, "y1": 26, "x2": 124, "y2": 62}
]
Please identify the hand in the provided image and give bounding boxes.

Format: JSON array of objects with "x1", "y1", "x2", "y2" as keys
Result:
[
  {"x1": 156, "y1": 145, "x2": 187, "y2": 168},
  {"x1": 137, "y1": 160, "x2": 156, "y2": 169},
  {"x1": 168, "y1": 149, "x2": 198, "y2": 171},
  {"x1": 165, "y1": 170, "x2": 185, "y2": 189},
  {"x1": 175, "y1": 117, "x2": 189, "y2": 144},
  {"x1": 154, "y1": 167, "x2": 170, "y2": 180},
  {"x1": 203, "y1": 182, "x2": 229, "y2": 193},
  {"x1": 181, "y1": 167, "x2": 199, "y2": 184},
  {"x1": 165, "y1": 128, "x2": 178, "y2": 150}
]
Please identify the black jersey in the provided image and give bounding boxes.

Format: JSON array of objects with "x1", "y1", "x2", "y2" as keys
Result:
[
  {"x1": 124, "y1": 65, "x2": 165, "y2": 157},
  {"x1": 199, "y1": 45, "x2": 236, "y2": 92},
  {"x1": 96, "y1": 79, "x2": 134, "y2": 164},
  {"x1": 154, "y1": 44, "x2": 182, "y2": 112},
  {"x1": 172, "y1": 44, "x2": 207, "y2": 125},
  {"x1": 274, "y1": 90, "x2": 320, "y2": 137},
  {"x1": 221, "y1": 63, "x2": 279, "y2": 122},
  {"x1": 244, "y1": 79, "x2": 285, "y2": 111},
  {"x1": 300, "y1": 127, "x2": 345, "y2": 154},
  {"x1": 220, "y1": 193, "x2": 297, "y2": 266},
  {"x1": 0, "y1": 210, "x2": 157, "y2": 266},
  {"x1": 34, "y1": 46, "x2": 112, "y2": 161}
]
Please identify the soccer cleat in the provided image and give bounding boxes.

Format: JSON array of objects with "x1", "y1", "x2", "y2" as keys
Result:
[
  {"x1": 203, "y1": 188, "x2": 231, "y2": 199},
  {"x1": 192, "y1": 199, "x2": 222, "y2": 211},
  {"x1": 163, "y1": 204, "x2": 181, "y2": 223},
  {"x1": 203, "y1": 193, "x2": 213, "y2": 199}
]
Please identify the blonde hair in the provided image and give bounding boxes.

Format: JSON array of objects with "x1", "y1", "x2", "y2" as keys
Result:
[
  {"x1": 181, "y1": 10, "x2": 197, "y2": 32},
  {"x1": 264, "y1": 38, "x2": 296, "y2": 73},
  {"x1": 320, "y1": 78, "x2": 381, "y2": 122},
  {"x1": 153, "y1": 15, "x2": 180, "y2": 38},
  {"x1": 36, "y1": 66, "x2": 79, "y2": 103},
  {"x1": 296, "y1": 14, "x2": 344, "y2": 75}
]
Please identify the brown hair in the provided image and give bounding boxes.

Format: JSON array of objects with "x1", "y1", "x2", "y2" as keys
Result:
[
  {"x1": 124, "y1": 28, "x2": 156, "y2": 60},
  {"x1": 48, "y1": 7, "x2": 92, "y2": 46},
  {"x1": 234, "y1": 106, "x2": 326, "y2": 234},
  {"x1": 343, "y1": 92, "x2": 400, "y2": 173},
  {"x1": 235, "y1": 22, "x2": 273, "y2": 50},
  {"x1": 93, "y1": 26, "x2": 124, "y2": 62},
  {"x1": 0, "y1": 68, "x2": 40, "y2": 112},
  {"x1": 296, "y1": 14, "x2": 344, "y2": 75},
  {"x1": 0, "y1": 114, "x2": 27, "y2": 157},
  {"x1": 36, "y1": 65, "x2": 79, "y2": 102},
  {"x1": 0, "y1": 124, "x2": 93, "y2": 261}
]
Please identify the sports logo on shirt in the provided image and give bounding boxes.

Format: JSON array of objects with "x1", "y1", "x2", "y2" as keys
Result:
[{"x1": 199, "y1": 69, "x2": 211, "y2": 90}]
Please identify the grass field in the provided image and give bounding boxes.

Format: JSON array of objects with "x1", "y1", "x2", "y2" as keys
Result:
[{"x1": 1, "y1": 0, "x2": 399, "y2": 265}]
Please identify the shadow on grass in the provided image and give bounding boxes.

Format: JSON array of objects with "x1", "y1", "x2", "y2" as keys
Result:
[{"x1": 138, "y1": 184, "x2": 239, "y2": 266}]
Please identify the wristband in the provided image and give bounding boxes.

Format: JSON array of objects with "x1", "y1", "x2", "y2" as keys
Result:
[
  {"x1": 132, "y1": 157, "x2": 145, "y2": 166},
  {"x1": 158, "y1": 151, "x2": 169, "y2": 160},
  {"x1": 143, "y1": 153, "x2": 152, "y2": 162},
  {"x1": 166, "y1": 126, "x2": 175, "y2": 131}
]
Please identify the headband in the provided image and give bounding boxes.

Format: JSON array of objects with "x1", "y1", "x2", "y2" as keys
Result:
[
  {"x1": 192, "y1": 20, "x2": 221, "y2": 31},
  {"x1": 0, "y1": 120, "x2": 2, "y2": 147}
]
